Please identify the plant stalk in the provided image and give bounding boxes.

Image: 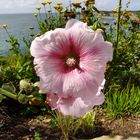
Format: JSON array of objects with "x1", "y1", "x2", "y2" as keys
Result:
[
  {"x1": 0, "y1": 88, "x2": 17, "y2": 100},
  {"x1": 43, "y1": 5, "x2": 48, "y2": 19},
  {"x1": 116, "y1": 0, "x2": 122, "y2": 49},
  {"x1": 5, "y1": 28, "x2": 11, "y2": 38}
]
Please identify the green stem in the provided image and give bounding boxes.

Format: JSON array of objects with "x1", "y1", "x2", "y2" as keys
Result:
[
  {"x1": 116, "y1": 0, "x2": 122, "y2": 49},
  {"x1": 55, "y1": 112, "x2": 70, "y2": 140},
  {"x1": 69, "y1": 0, "x2": 72, "y2": 11},
  {"x1": 36, "y1": 17, "x2": 40, "y2": 27},
  {"x1": 0, "y1": 88, "x2": 17, "y2": 100},
  {"x1": 77, "y1": 8, "x2": 80, "y2": 20},
  {"x1": 5, "y1": 28, "x2": 11, "y2": 38},
  {"x1": 49, "y1": 4, "x2": 53, "y2": 19},
  {"x1": 38, "y1": 10, "x2": 42, "y2": 21},
  {"x1": 43, "y1": 5, "x2": 48, "y2": 19}
]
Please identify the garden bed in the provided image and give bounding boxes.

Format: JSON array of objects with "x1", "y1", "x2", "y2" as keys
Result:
[{"x1": 0, "y1": 100, "x2": 140, "y2": 140}]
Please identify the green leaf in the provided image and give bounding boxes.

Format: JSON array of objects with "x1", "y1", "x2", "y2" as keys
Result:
[
  {"x1": 0, "y1": 94, "x2": 6, "y2": 102},
  {"x1": 18, "y1": 94, "x2": 28, "y2": 104},
  {"x1": 1, "y1": 83, "x2": 16, "y2": 94}
]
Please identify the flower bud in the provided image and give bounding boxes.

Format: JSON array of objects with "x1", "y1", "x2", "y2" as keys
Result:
[
  {"x1": 36, "y1": 6, "x2": 41, "y2": 11},
  {"x1": 57, "y1": 2, "x2": 62, "y2": 5},
  {"x1": 47, "y1": 0, "x2": 52, "y2": 4},
  {"x1": 2, "y1": 24, "x2": 7, "y2": 29},
  {"x1": 29, "y1": 26, "x2": 34, "y2": 30},
  {"x1": 96, "y1": 28, "x2": 104, "y2": 33},
  {"x1": 39, "y1": 90, "x2": 45, "y2": 94},
  {"x1": 102, "y1": 21, "x2": 109, "y2": 26},
  {"x1": 41, "y1": 1, "x2": 47, "y2": 6},
  {"x1": 18, "y1": 94, "x2": 28, "y2": 104},
  {"x1": 19, "y1": 79, "x2": 32, "y2": 91},
  {"x1": 34, "y1": 81, "x2": 40, "y2": 87},
  {"x1": 72, "y1": 2, "x2": 81, "y2": 7},
  {"x1": 34, "y1": 13, "x2": 38, "y2": 17}
]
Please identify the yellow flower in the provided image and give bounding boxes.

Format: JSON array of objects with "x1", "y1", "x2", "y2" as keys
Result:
[
  {"x1": 57, "y1": 2, "x2": 62, "y2": 5},
  {"x1": 36, "y1": 6, "x2": 41, "y2": 10},
  {"x1": 72, "y1": 2, "x2": 81, "y2": 7},
  {"x1": 85, "y1": 0, "x2": 95, "y2": 5},
  {"x1": 34, "y1": 13, "x2": 38, "y2": 17},
  {"x1": 123, "y1": 11, "x2": 132, "y2": 18},
  {"x1": 96, "y1": 28, "x2": 104, "y2": 33},
  {"x1": 53, "y1": 5, "x2": 58, "y2": 9},
  {"x1": 112, "y1": 9, "x2": 117, "y2": 13},
  {"x1": 41, "y1": 1, "x2": 47, "y2": 6},
  {"x1": 53, "y1": 5, "x2": 63, "y2": 13},
  {"x1": 47, "y1": 0, "x2": 52, "y2": 4},
  {"x1": 2, "y1": 24, "x2": 7, "y2": 29},
  {"x1": 102, "y1": 21, "x2": 109, "y2": 26}
]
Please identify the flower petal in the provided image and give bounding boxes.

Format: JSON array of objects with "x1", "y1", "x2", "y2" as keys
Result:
[
  {"x1": 47, "y1": 91, "x2": 104, "y2": 117},
  {"x1": 62, "y1": 69, "x2": 100, "y2": 102},
  {"x1": 47, "y1": 93, "x2": 93, "y2": 117},
  {"x1": 35, "y1": 57, "x2": 64, "y2": 94},
  {"x1": 30, "y1": 28, "x2": 71, "y2": 58},
  {"x1": 68, "y1": 26, "x2": 113, "y2": 63},
  {"x1": 65, "y1": 19, "x2": 88, "y2": 29},
  {"x1": 30, "y1": 30, "x2": 53, "y2": 58},
  {"x1": 58, "y1": 97, "x2": 92, "y2": 117}
]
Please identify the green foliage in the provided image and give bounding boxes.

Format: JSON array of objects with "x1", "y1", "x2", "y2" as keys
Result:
[
  {"x1": 1, "y1": 82, "x2": 16, "y2": 93},
  {"x1": 0, "y1": 51, "x2": 37, "y2": 86},
  {"x1": 105, "y1": 11, "x2": 140, "y2": 90},
  {"x1": 34, "y1": 131, "x2": 41, "y2": 140},
  {"x1": 105, "y1": 85, "x2": 140, "y2": 118},
  {"x1": 49, "y1": 111, "x2": 95, "y2": 139},
  {"x1": 50, "y1": 112, "x2": 80, "y2": 139},
  {"x1": 5, "y1": 35, "x2": 21, "y2": 55},
  {"x1": 80, "y1": 111, "x2": 95, "y2": 133},
  {"x1": 0, "y1": 94, "x2": 6, "y2": 103}
]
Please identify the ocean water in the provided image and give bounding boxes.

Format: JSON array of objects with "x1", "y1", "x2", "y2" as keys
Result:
[
  {"x1": 0, "y1": 14, "x2": 115, "y2": 55},
  {"x1": 0, "y1": 14, "x2": 40, "y2": 55}
]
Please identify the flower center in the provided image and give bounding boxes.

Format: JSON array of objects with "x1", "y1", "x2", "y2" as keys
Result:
[{"x1": 66, "y1": 57, "x2": 76, "y2": 67}]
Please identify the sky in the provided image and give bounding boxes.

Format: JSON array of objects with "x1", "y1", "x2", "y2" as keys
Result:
[{"x1": 0, "y1": 0, "x2": 139, "y2": 14}]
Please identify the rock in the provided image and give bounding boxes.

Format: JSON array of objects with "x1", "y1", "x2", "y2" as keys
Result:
[
  {"x1": 90, "y1": 135, "x2": 122, "y2": 140},
  {"x1": 89, "y1": 134, "x2": 140, "y2": 140}
]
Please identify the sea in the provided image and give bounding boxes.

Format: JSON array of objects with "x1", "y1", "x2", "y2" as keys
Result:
[
  {"x1": 0, "y1": 14, "x2": 41, "y2": 55},
  {"x1": 0, "y1": 14, "x2": 115, "y2": 55}
]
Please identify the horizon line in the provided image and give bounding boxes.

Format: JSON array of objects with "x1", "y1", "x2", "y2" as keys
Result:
[{"x1": 0, "y1": 10, "x2": 140, "y2": 15}]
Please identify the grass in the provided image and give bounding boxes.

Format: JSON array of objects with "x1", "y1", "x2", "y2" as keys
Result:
[{"x1": 105, "y1": 85, "x2": 140, "y2": 118}]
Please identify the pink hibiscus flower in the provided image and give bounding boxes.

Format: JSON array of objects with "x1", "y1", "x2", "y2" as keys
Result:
[{"x1": 30, "y1": 19, "x2": 113, "y2": 117}]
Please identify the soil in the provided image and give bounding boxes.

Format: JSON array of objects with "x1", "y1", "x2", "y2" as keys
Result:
[{"x1": 0, "y1": 100, "x2": 140, "y2": 140}]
